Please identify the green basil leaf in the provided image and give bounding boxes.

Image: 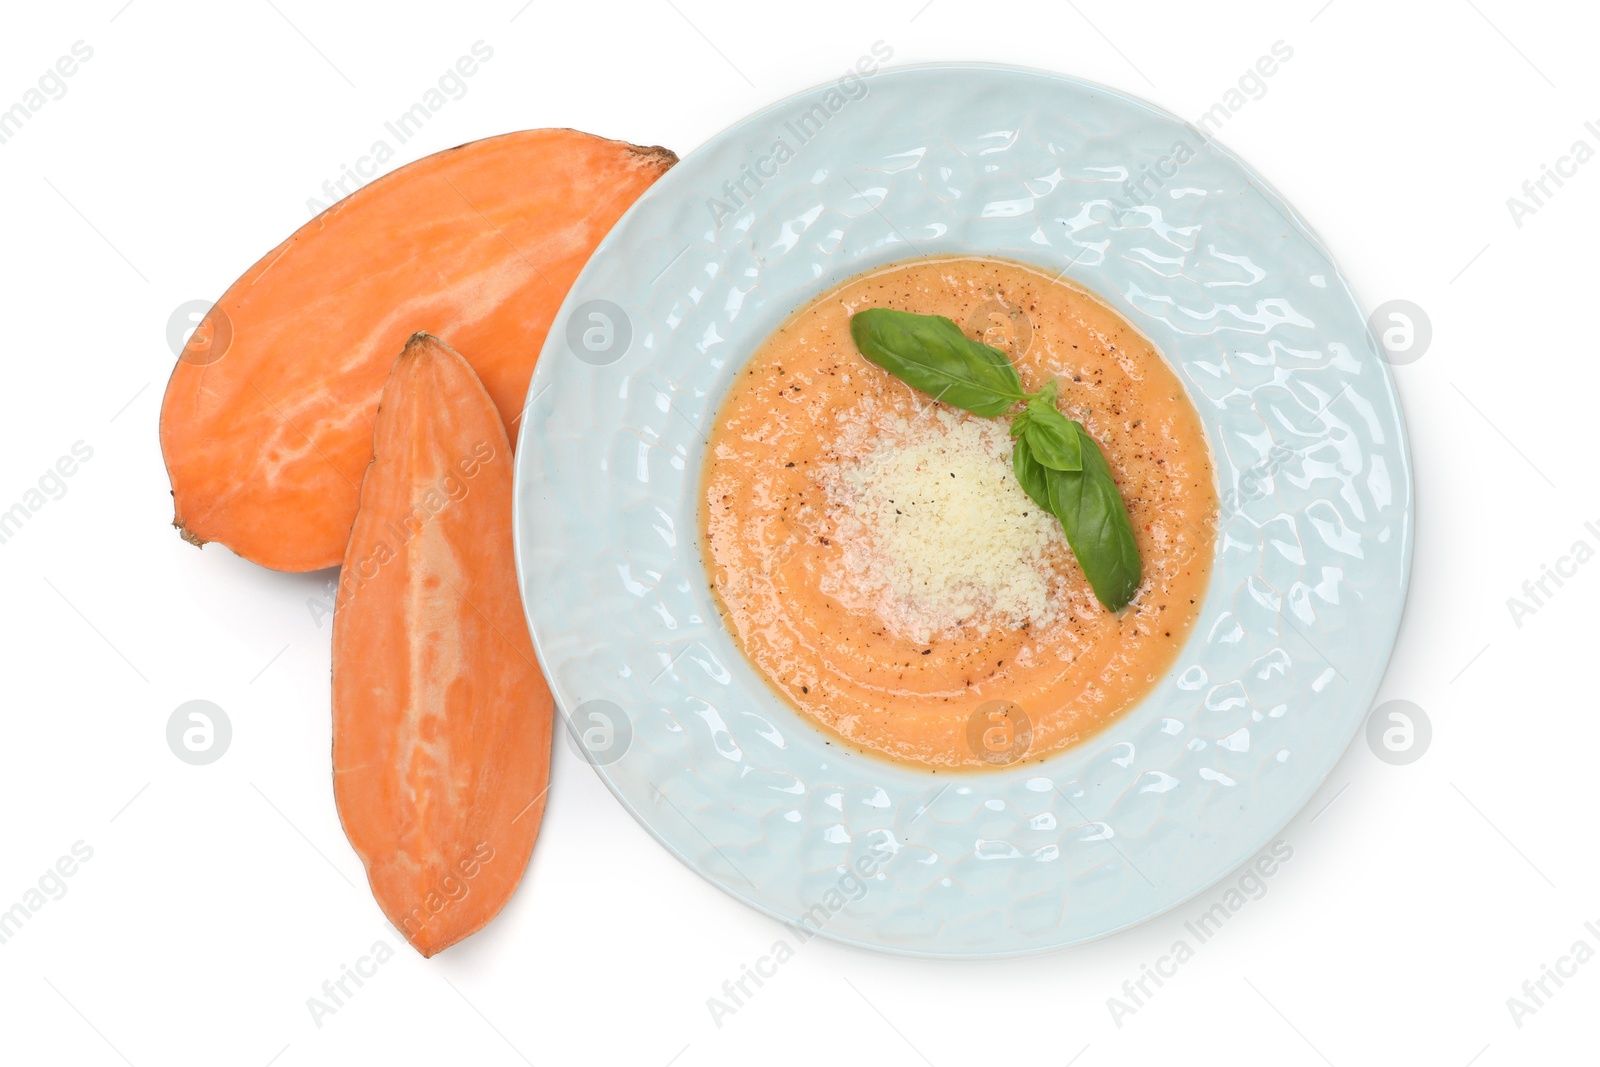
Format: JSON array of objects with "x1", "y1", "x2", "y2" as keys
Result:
[
  {"x1": 1020, "y1": 400, "x2": 1083, "y2": 471},
  {"x1": 849, "y1": 308, "x2": 1026, "y2": 417},
  {"x1": 1044, "y1": 424, "x2": 1142, "y2": 612},
  {"x1": 1012, "y1": 436, "x2": 1052, "y2": 513}
]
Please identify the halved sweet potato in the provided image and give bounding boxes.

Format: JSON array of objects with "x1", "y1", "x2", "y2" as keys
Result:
[
  {"x1": 160, "y1": 128, "x2": 674, "y2": 571},
  {"x1": 332, "y1": 333, "x2": 553, "y2": 957}
]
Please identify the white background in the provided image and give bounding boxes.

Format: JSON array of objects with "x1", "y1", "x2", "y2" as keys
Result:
[{"x1": 1, "y1": 1, "x2": 1593, "y2": 1064}]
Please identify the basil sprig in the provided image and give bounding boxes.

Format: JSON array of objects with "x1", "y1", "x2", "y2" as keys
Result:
[{"x1": 849, "y1": 307, "x2": 1142, "y2": 612}]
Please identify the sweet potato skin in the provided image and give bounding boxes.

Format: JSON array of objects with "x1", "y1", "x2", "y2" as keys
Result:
[
  {"x1": 332, "y1": 333, "x2": 553, "y2": 957},
  {"x1": 160, "y1": 129, "x2": 675, "y2": 571}
]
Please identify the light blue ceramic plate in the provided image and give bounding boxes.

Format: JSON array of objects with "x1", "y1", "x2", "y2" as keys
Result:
[{"x1": 512, "y1": 64, "x2": 1412, "y2": 958}]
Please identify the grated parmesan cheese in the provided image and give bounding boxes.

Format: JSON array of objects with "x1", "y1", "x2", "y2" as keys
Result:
[{"x1": 820, "y1": 405, "x2": 1066, "y2": 643}]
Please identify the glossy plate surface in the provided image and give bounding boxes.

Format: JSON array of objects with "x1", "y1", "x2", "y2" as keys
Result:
[{"x1": 513, "y1": 63, "x2": 1412, "y2": 957}]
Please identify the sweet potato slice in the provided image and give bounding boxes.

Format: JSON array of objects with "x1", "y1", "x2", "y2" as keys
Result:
[
  {"x1": 160, "y1": 128, "x2": 674, "y2": 571},
  {"x1": 332, "y1": 333, "x2": 552, "y2": 957}
]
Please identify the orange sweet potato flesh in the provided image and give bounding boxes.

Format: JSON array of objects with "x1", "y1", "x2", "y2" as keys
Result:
[
  {"x1": 332, "y1": 334, "x2": 553, "y2": 957},
  {"x1": 160, "y1": 128, "x2": 675, "y2": 571}
]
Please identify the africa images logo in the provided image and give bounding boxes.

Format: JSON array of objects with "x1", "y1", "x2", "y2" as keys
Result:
[{"x1": 705, "y1": 42, "x2": 893, "y2": 229}]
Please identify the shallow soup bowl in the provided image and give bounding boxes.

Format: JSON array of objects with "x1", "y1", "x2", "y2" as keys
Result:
[{"x1": 512, "y1": 62, "x2": 1413, "y2": 958}]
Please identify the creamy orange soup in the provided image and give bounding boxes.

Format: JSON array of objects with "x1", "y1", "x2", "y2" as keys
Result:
[{"x1": 701, "y1": 257, "x2": 1217, "y2": 770}]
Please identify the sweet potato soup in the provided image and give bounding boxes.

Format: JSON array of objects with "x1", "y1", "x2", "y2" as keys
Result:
[{"x1": 701, "y1": 257, "x2": 1217, "y2": 770}]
